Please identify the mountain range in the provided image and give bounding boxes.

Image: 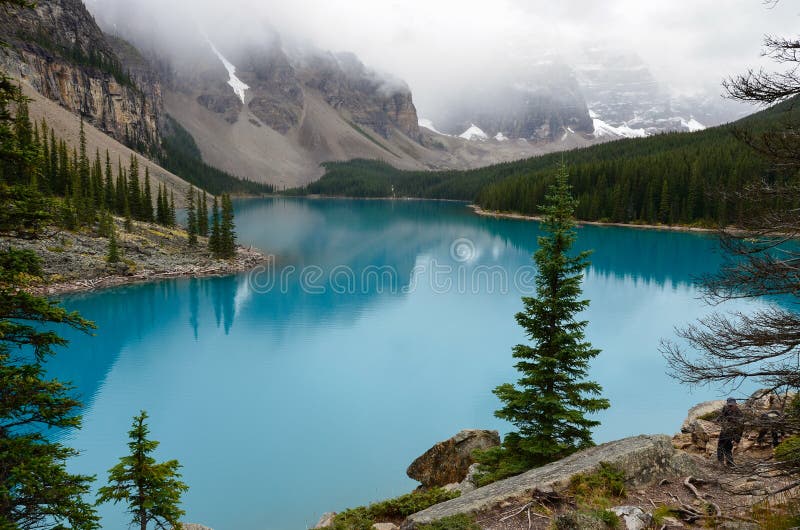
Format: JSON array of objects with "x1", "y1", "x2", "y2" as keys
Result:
[{"x1": 0, "y1": 0, "x2": 753, "y2": 191}]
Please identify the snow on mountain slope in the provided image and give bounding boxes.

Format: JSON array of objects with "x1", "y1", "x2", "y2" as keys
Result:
[
  {"x1": 591, "y1": 115, "x2": 647, "y2": 139},
  {"x1": 208, "y1": 41, "x2": 249, "y2": 104},
  {"x1": 418, "y1": 118, "x2": 450, "y2": 136},
  {"x1": 459, "y1": 124, "x2": 489, "y2": 141},
  {"x1": 681, "y1": 117, "x2": 705, "y2": 132}
]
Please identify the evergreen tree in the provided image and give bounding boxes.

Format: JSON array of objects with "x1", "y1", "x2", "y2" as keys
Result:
[
  {"x1": 127, "y1": 155, "x2": 140, "y2": 220},
  {"x1": 476, "y1": 164, "x2": 609, "y2": 484},
  {"x1": 92, "y1": 149, "x2": 103, "y2": 209},
  {"x1": 186, "y1": 185, "x2": 197, "y2": 247},
  {"x1": 197, "y1": 190, "x2": 208, "y2": 237},
  {"x1": 219, "y1": 193, "x2": 236, "y2": 258},
  {"x1": 49, "y1": 129, "x2": 59, "y2": 193},
  {"x1": 107, "y1": 218, "x2": 120, "y2": 263},
  {"x1": 209, "y1": 195, "x2": 220, "y2": 256},
  {"x1": 97, "y1": 411, "x2": 188, "y2": 530},
  {"x1": 142, "y1": 167, "x2": 153, "y2": 222},
  {"x1": 77, "y1": 119, "x2": 90, "y2": 201},
  {"x1": 155, "y1": 183, "x2": 166, "y2": 225},
  {"x1": 168, "y1": 190, "x2": 176, "y2": 227},
  {"x1": 0, "y1": 247, "x2": 99, "y2": 529},
  {"x1": 104, "y1": 150, "x2": 114, "y2": 210}
]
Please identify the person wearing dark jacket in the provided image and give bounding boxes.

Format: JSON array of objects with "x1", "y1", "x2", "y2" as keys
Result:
[{"x1": 717, "y1": 398, "x2": 744, "y2": 466}]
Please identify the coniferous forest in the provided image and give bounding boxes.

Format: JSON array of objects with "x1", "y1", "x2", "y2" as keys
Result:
[{"x1": 296, "y1": 96, "x2": 800, "y2": 227}]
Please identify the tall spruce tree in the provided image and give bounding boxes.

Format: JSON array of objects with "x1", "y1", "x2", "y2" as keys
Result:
[
  {"x1": 168, "y1": 190, "x2": 176, "y2": 227},
  {"x1": 127, "y1": 155, "x2": 140, "y2": 220},
  {"x1": 219, "y1": 193, "x2": 236, "y2": 258},
  {"x1": 142, "y1": 167, "x2": 153, "y2": 222},
  {"x1": 97, "y1": 411, "x2": 188, "y2": 530},
  {"x1": 0, "y1": 246, "x2": 99, "y2": 528},
  {"x1": 209, "y1": 195, "x2": 220, "y2": 256},
  {"x1": 185, "y1": 185, "x2": 197, "y2": 247},
  {"x1": 197, "y1": 190, "x2": 208, "y2": 237},
  {"x1": 476, "y1": 164, "x2": 609, "y2": 484}
]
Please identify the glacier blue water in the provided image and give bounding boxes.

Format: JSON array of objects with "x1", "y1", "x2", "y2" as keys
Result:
[{"x1": 49, "y1": 198, "x2": 766, "y2": 529}]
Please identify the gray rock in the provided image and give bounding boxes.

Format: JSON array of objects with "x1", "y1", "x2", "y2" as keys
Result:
[
  {"x1": 404, "y1": 434, "x2": 696, "y2": 528},
  {"x1": 314, "y1": 512, "x2": 337, "y2": 528},
  {"x1": 611, "y1": 506, "x2": 652, "y2": 530},
  {"x1": 456, "y1": 462, "x2": 482, "y2": 494},
  {"x1": 680, "y1": 400, "x2": 724, "y2": 433},
  {"x1": 372, "y1": 524, "x2": 399, "y2": 530},
  {"x1": 407, "y1": 429, "x2": 500, "y2": 488}
]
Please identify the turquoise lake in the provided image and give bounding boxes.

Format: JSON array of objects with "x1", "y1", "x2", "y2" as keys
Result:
[{"x1": 49, "y1": 197, "x2": 767, "y2": 529}]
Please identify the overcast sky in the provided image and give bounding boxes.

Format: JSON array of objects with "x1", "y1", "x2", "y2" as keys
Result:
[{"x1": 89, "y1": 0, "x2": 799, "y2": 111}]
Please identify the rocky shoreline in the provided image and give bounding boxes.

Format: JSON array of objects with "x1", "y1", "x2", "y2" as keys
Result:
[{"x1": 4, "y1": 218, "x2": 271, "y2": 297}]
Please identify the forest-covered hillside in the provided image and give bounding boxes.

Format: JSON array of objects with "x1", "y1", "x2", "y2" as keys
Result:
[{"x1": 294, "y1": 98, "x2": 799, "y2": 226}]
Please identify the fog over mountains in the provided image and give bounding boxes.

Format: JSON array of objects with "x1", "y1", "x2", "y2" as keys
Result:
[{"x1": 4, "y1": 0, "x2": 792, "y2": 186}]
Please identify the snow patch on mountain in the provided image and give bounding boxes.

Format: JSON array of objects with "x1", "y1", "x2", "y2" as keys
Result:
[
  {"x1": 591, "y1": 116, "x2": 648, "y2": 139},
  {"x1": 681, "y1": 117, "x2": 705, "y2": 132},
  {"x1": 459, "y1": 124, "x2": 488, "y2": 141},
  {"x1": 418, "y1": 118, "x2": 450, "y2": 136},
  {"x1": 208, "y1": 41, "x2": 249, "y2": 104},
  {"x1": 494, "y1": 132, "x2": 508, "y2": 141}
]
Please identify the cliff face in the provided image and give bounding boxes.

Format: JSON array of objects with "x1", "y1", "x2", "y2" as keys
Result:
[
  {"x1": 0, "y1": 0, "x2": 162, "y2": 151},
  {"x1": 299, "y1": 52, "x2": 421, "y2": 141}
]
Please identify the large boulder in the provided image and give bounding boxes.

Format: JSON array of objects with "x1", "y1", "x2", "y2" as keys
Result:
[
  {"x1": 403, "y1": 434, "x2": 696, "y2": 528},
  {"x1": 406, "y1": 430, "x2": 500, "y2": 488},
  {"x1": 680, "y1": 400, "x2": 724, "y2": 433}
]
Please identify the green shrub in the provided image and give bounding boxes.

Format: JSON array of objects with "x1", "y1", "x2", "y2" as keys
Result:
[
  {"x1": 568, "y1": 462, "x2": 626, "y2": 505},
  {"x1": 0, "y1": 246, "x2": 43, "y2": 280},
  {"x1": 326, "y1": 488, "x2": 461, "y2": 529},
  {"x1": 472, "y1": 445, "x2": 536, "y2": 487},
  {"x1": 774, "y1": 435, "x2": 800, "y2": 466},
  {"x1": 591, "y1": 509, "x2": 620, "y2": 528},
  {"x1": 368, "y1": 488, "x2": 460, "y2": 519},
  {"x1": 554, "y1": 510, "x2": 619, "y2": 529},
  {"x1": 417, "y1": 514, "x2": 481, "y2": 530},
  {"x1": 750, "y1": 501, "x2": 800, "y2": 530},
  {"x1": 652, "y1": 505, "x2": 680, "y2": 526}
]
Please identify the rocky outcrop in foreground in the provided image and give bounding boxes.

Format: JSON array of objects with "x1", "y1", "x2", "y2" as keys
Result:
[
  {"x1": 404, "y1": 434, "x2": 695, "y2": 528},
  {"x1": 406, "y1": 429, "x2": 500, "y2": 489}
]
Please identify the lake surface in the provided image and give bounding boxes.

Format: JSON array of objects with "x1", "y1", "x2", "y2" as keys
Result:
[{"x1": 51, "y1": 198, "x2": 767, "y2": 529}]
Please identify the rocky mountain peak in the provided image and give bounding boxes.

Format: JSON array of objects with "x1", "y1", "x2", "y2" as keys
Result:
[{"x1": 0, "y1": 0, "x2": 162, "y2": 151}]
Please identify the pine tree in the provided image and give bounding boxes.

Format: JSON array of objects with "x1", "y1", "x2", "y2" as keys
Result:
[
  {"x1": 97, "y1": 411, "x2": 188, "y2": 530},
  {"x1": 169, "y1": 190, "x2": 176, "y2": 227},
  {"x1": 209, "y1": 195, "x2": 220, "y2": 256},
  {"x1": 142, "y1": 167, "x2": 154, "y2": 222},
  {"x1": 155, "y1": 183, "x2": 165, "y2": 225},
  {"x1": 186, "y1": 185, "x2": 197, "y2": 246},
  {"x1": 127, "y1": 155, "x2": 140, "y2": 219},
  {"x1": 219, "y1": 193, "x2": 236, "y2": 258},
  {"x1": 476, "y1": 164, "x2": 609, "y2": 484},
  {"x1": 107, "y1": 219, "x2": 120, "y2": 263},
  {"x1": 197, "y1": 190, "x2": 208, "y2": 237},
  {"x1": 104, "y1": 150, "x2": 114, "y2": 210},
  {"x1": 0, "y1": 246, "x2": 99, "y2": 529}
]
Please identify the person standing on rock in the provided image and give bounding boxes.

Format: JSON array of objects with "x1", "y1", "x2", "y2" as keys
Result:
[{"x1": 717, "y1": 398, "x2": 744, "y2": 467}]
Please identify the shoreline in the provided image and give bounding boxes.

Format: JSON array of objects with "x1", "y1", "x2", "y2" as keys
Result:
[
  {"x1": 469, "y1": 204, "x2": 720, "y2": 233},
  {"x1": 28, "y1": 246, "x2": 269, "y2": 297},
  {"x1": 5, "y1": 217, "x2": 273, "y2": 298}
]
